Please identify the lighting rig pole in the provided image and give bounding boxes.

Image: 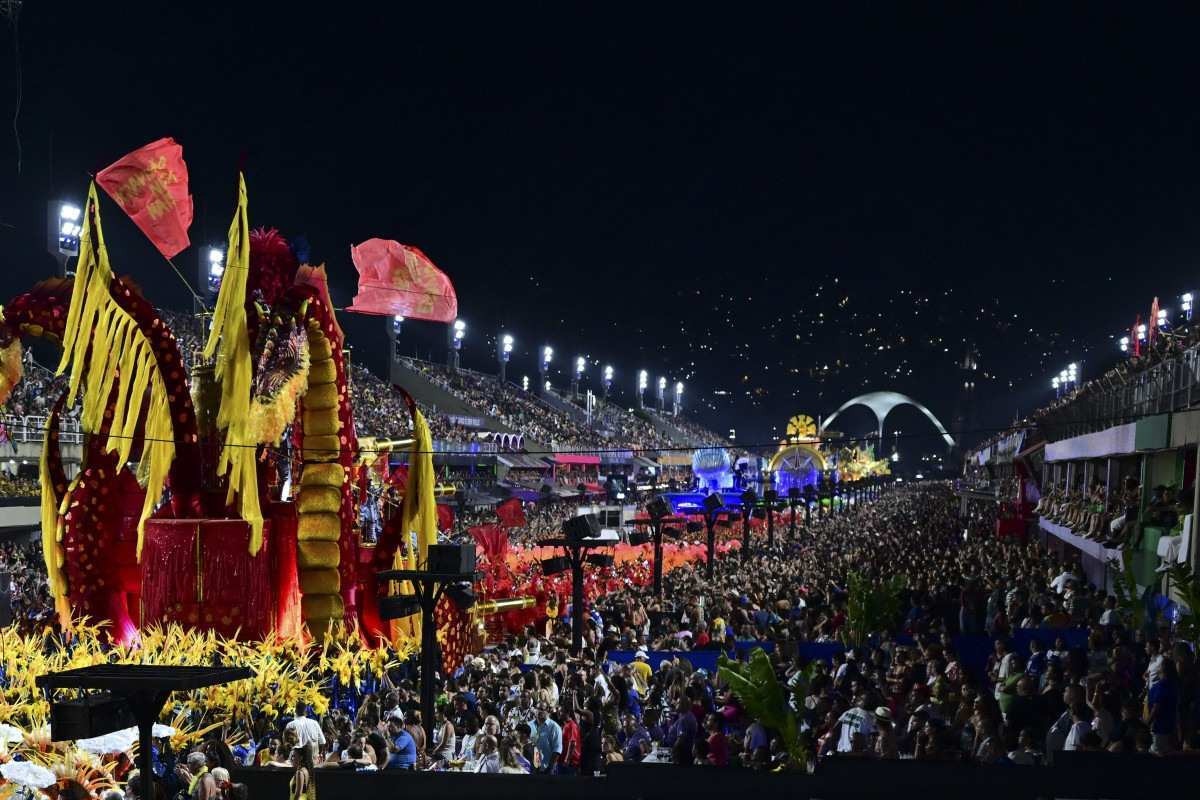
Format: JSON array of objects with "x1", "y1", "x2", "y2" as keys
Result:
[
  {"x1": 498, "y1": 333, "x2": 514, "y2": 384},
  {"x1": 740, "y1": 488, "x2": 757, "y2": 561},
  {"x1": 449, "y1": 319, "x2": 466, "y2": 371},
  {"x1": 540, "y1": 346, "x2": 553, "y2": 396},
  {"x1": 637, "y1": 370, "x2": 648, "y2": 409},
  {"x1": 378, "y1": 546, "x2": 477, "y2": 745},
  {"x1": 787, "y1": 486, "x2": 800, "y2": 539},
  {"x1": 702, "y1": 493, "x2": 724, "y2": 580}
]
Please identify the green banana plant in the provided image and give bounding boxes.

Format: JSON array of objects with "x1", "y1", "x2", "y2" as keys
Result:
[{"x1": 718, "y1": 648, "x2": 804, "y2": 767}]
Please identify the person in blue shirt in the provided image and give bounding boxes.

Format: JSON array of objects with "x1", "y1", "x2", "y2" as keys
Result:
[
  {"x1": 385, "y1": 717, "x2": 418, "y2": 769},
  {"x1": 1147, "y1": 659, "x2": 1180, "y2": 754},
  {"x1": 533, "y1": 708, "x2": 562, "y2": 774}
]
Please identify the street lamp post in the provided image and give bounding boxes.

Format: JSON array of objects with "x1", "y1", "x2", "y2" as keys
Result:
[
  {"x1": 540, "y1": 346, "x2": 553, "y2": 396},
  {"x1": 448, "y1": 319, "x2": 466, "y2": 371},
  {"x1": 498, "y1": 333, "x2": 514, "y2": 384}
]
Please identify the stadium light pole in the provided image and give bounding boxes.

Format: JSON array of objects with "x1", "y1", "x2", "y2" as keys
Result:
[
  {"x1": 540, "y1": 346, "x2": 553, "y2": 396},
  {"x1": 673, "y1": 381, "x2": 683, "y2": 417},
  {"x1": 1182, "y1": 292, "x2": 1194, "y2": 323},
  {"x1": 448, "y1": 319, "x2": 466, "y2": 371},
  {"x1": 603, "y1": 365, "x2": 613, "y2": 402},
  {"x1": 48, "y1": 200, "x2": 82, "y2": 277},
  {"x1": 573, "y1": 356, "x2": 586, "y2": 401},
  {"x1": 498, "y1": 333, "x2": 514, "y2": 385},
  {"x1": 637, "y1": 370, "x2": 648, "y2": 409},
  {"x1": 656, "y1": 377, "x2": 666, "y2": 412}
]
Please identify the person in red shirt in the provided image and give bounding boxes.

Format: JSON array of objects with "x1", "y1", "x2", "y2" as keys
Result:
[
  {"x1": 559, "y1": 710, "x2": 582, "y2": 775},
  {"x1": 705, "y1": 714, "x2": 729, "y2": 767}
]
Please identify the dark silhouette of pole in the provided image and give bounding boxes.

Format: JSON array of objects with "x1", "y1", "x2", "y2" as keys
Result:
[
  {"x1": 418, "y1": 580, "x2": 438, "y2": 745},
  {"x1": 705, "y1": 511, "x2": 718, "y2": 580},
  {"x1": 651, "y1": 517, "x2": 664, "y2": 596},
  {"x1": 765, "y1": 491, "x2": 776, "y2": 549},
  {"x1": 740, "y1": 489, "x2": 756, "y2": 560},
  {"x1": 570, "y1": 547, "x2": 585, "y2": 652}
]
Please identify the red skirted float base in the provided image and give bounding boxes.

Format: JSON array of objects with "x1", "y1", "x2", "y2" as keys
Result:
[{"x1": 140, "y1": 513, "x2": 298, "y2": 639}]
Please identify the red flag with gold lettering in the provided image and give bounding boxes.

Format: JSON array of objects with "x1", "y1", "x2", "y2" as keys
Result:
[
  {"x1": 96, "y1": 137, "x2": 192, "y2": 258},
  {"x1": 346, "y1": 239, "x2": 458, "y2": 322}
]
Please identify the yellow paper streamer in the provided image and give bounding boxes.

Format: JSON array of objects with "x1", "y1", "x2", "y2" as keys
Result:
[
  {"x1": 51, "y1": 183, "x2": 176, "y2": 560},
  {"x1": 202, "y1": 174, "x2": 264, "y2": 553}
]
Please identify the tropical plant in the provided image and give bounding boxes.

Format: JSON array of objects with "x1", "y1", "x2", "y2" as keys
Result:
[
  {"x1": 842, "y1": 570, "x2": 907, "y2": 649},
  {"x1": 1165, "y1": 562, "x2": 1200, "y2": 644},
  {"x1": 717, "y1": 648, "x2": 804, "y2": 767}
]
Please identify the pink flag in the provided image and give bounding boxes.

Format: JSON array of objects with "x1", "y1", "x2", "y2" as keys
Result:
[
  {"x1": 346, "y1": 239, "x2": 458, "y2": 322},
  {"x1": 96, "y1": 138, "x2": 193, "y2": 258}
]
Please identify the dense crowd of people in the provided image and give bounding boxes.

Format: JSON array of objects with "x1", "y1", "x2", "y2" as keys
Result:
[{"x1": 4, "y1": 482, "x2": 1196, "y2": 800}]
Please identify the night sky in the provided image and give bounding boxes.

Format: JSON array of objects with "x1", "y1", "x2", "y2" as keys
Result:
[{"x1": 3, "y1": 5, "x2": 1200, "y2": 456}]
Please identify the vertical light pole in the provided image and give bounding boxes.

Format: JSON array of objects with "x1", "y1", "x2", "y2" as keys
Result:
[
  {"x1": 673, "y1": 381, "x2": 683, "y2": 417},
  {"x1": 656, "y1": 377, "x2": 666, "y2": 412},
  {"x1": 498, "y1": 333, "x2": 514, "y2": 384},
  {"x1": 522, "y1": 375, "x2": 529, "y2": 393},
  {"x1": 540, "y1": 346, "x2": 553, "y2": 396},
  {"x1": 638, "y1": 370, "x2": 648, "y2": 409},
  {"x1": 48, "y1": 201, "x2": 82, "y2": 277},
  {"x1": 390, "y1": 315, "x2": 405, "y2": 363},
  {"x1": 573, "y1": 356, "x2": 586, "y2": 401},
  {"x1": 603, "y1": 365, "x2": 613, "y2": 402},
  {"x1": 449, "y1": 319, "x2": 466, "y2": 371},
  {"x1": 1182, "y1": 292, "x2": 1194, "y2": 323}
]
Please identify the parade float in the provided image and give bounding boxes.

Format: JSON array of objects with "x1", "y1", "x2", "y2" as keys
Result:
[{"x1": 0, "y1": 139, "x2": 464, "y2": 655}]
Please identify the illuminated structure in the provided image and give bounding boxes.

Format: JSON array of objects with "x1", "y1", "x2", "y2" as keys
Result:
[{"x1": 820, "y1": 391, "x2": 956, "y2": 448}]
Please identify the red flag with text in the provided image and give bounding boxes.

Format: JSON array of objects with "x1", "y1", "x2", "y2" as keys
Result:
[
  {"x1": 496, "y1": 497, "x2": 527, "y2": 529},
  {"x1": 96, "y1": 138, "x2": 193, "y2": 258},
  {"x1": 346, "y1": 239, "x2": 458, "y2": 322}
]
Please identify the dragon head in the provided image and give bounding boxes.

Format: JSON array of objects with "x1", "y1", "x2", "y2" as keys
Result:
[{"x1": 249, "y1": 310, "x2": 310, "y2": 445}]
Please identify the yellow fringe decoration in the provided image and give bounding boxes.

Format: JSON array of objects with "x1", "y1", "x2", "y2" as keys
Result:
[
  {"x1": 202, "y1": 174, "x2": 264, "y2": 554},
  {"x1": 0, "y1": 335, "x2": 23, "y2": 408},
  {"x1": 52, "y1": 183, "x2": 176, "y2": 559},
  {"x1": 390, "y1": 408, "x2": 438, "y2": 643},
  {"x1": 39, "y1": 419, "x2": 70, "y2": 631}
]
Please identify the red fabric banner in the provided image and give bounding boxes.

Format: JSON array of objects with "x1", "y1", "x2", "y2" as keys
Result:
[
  {"x1": 469, "y1": 524, "x2": 509, "y2": 559},
  {"x1": 437, "y1": 503, "x2": 455, "y2": 533},
  {"x1": 346, "y1": 239, "x2": 458, "y2": 322},
  {"x1": 96, "y1": 137, "x2": 193, "y2": 258},
  {"x1": 495, "y1": 497, "x2": 526, "y2": 529}
]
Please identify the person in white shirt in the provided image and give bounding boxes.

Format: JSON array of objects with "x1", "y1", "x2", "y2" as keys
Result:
[
  {"x1": 1050, "y1": 568, "x2": 1078, "y2": 595},
  {"x1": 1145, "y1": 639, "x2": 1165, "y2": 688},
  {"x1": 1063, "y1": 703, "x2": 1091, "y2": 751},
  {"x1": 834, "y1": 699, "x2": 877, "y2": 753},
  {"x1": 284, "y1": 705, "x2": 326, "y2": 761},
  {"x1": 1007, "y1": 728, "x2": 1040, "y2": 766}
]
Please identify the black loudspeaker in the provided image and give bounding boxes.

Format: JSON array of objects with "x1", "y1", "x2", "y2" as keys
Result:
[
  {"x1": 663, "y1": 526, "x2": 683, "y2": 540},
  {"x1": 763, "y1": 489, "x2": 778, "y2": 503},
  {"x1": 703, "y1": 494, "x2": 724, "y2": 514},
  {"x1": 646, "y1": 496, "x2": 671, "y2": 519},
  {"x1": 788, "y1": 487, "x2": 802, "y2": 500},
  {"x1": 686, "y1": 521, "x2": 703, "y2": 534},
  {"x1": 428, "y1": 543, "x2": 477, "y2": 575},
  {"x1": 0, "y1": 572, "x2": 10, "y2": 628},
  {"x1": 50, "y1": 694, "x2": 137, "y2": 741},
  {"x1": 541, "y1": 556, "x2": 570, "y2": 576},
  {"x1": 563, "y1": 513, "x2": 601, "y2": 542},
  {"x1": 741, "y1": 489, "x2": 758, "y2": 506},
  {"x1": 628, "y1": 531, "x2": 651, "y2": 546},
  {"x1": 585, "y1": 554, "x2": 614, "y2": 568}
]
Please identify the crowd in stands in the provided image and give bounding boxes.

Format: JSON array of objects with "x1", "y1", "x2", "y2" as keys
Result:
[
  {"x1": 6, "y1": 482, "x2": 1197, "y2": 790},
  {"x1": 649, "y1": 409, "x2": 726, "y2": 447},
  {"x1": 1, "y1": 540, "x2": 55, "y2": 635},
  {"x1": 350, "y1": 365, "x2": 479, "y2": 444},
  {"x1": 405, "y1": 359, "x2": 698, "y2": 453},
  {"x1": 0, "y1": 354, "x2": 73, "y2": 420},
  {"x1": 0, "y1": 472, "x2": 39, "y2": 497}
]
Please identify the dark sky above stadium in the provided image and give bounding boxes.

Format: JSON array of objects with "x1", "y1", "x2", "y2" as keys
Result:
[{"x1": 3, "y1": 5, "x2": 1200, "y2": 453}]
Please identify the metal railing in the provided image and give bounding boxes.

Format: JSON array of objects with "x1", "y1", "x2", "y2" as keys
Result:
[
  {"x1": 1, "y1": 414, "x2": 84, "y2": 445},
  {"x1": 1040, "y1": 344, "x2": 1200, "y2": 441}
]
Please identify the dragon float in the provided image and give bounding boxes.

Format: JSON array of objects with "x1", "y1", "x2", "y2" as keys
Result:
[{"x1": 0, "y1": 176, "x2": 443, "y2": 647}]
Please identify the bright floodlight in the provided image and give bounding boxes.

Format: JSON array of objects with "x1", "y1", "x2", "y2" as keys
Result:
[
  {"x1": 394, "y1": 314, "x2": 405, "y2": 323},
  {"x1": 208, "y1": 247, "x2": 224, "y2": 265},
  {"x1": 575, "y1": 356, "x2": 585, "y2": 374},
  {"x1": 453, "y1": 319, "x2": 467, "y2": 340},
  {"x1": 1184, "y1": 293, "x2": 1194, "y2": 303},
  {"x1": 638, "y1": 369, "x2": 648, "y2": 390},
  {"x1": 522, "y1": 376, "x2": 529, "y2": 391},
  {"x1": 675, "y1": 381, "x2": 683, "y2": 396},
  {"x1": 59, "y1": 203, "x2": 81, "y2": 222},
  {"x1": 604, "y1": 365, "x2": 613, "y2": 381},
  {"x1": 657, "y1": 376, "x2": 667, "y2": 390},
  {"x1": 502, "y1": 334, "x2": 514, "y2": 352},
  {"x1": 1067, "y1": 362, "x2": 1077, "y2": 373},
  {"x1": 544, "y1": 380, "x2": 552, "y2": 392},
  {"x1": 1119, "y1": 336, "x2": 1129, "y2": 352},
  {"x1": 891, "y1": 451, "x2": 900, "y2": 462},
  {"x1": 1052, "y1": 377, "x2": 1060, "y2": 388},
  {"x1": 59, "y1": 220, "x2": 81, "y2": 237},
  {"x1": 543, "y1": 346, "x2": 553, "y2": 364},
  {"x1": 1137, "y1": 323, "x2": 1147, "y2": 339}
]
